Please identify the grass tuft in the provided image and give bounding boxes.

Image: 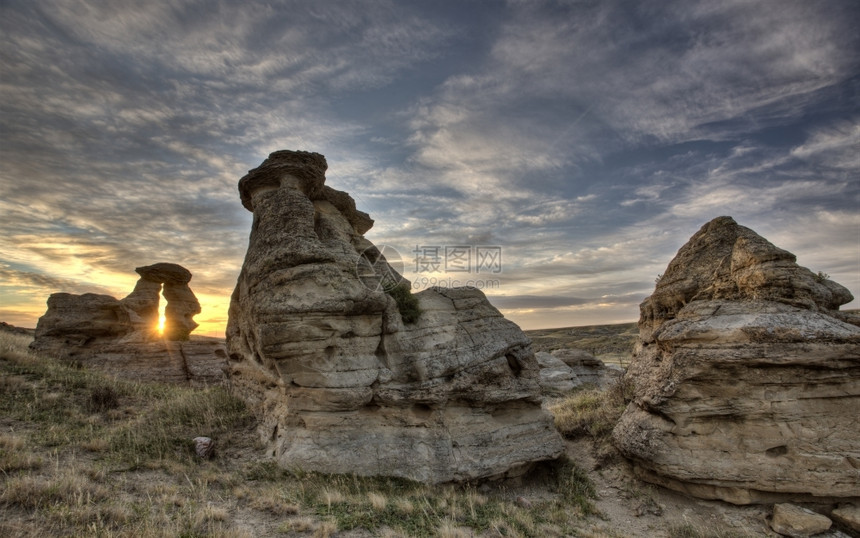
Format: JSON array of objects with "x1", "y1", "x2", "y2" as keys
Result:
[
  {"x1": 89, "y1": 385, "x2": 119, "y2": 412},
  {"x1": 386, "y1": 281, "x2": 422, "y2": 324},
  {"x1": 555, "y1": 460, "x2": 600, "y2": 517},
  {"x1": 0, "y1": 329, "x2": 630, "y2": 537}
]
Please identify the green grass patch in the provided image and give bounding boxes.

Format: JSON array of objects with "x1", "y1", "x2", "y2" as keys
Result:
[
  {"x1": 0, "y1": 330, "x2": 612, "y2": 537},
  {"x1": 386, "y1": 281, "x2": 422, "y2": 324},
  {"x1": 273, "y1": 463, "x2": 597, "y2": 537}
]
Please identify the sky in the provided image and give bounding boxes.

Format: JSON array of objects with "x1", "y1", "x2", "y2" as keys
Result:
[{"x1": 1, "y1": 0, "x2": 858, "y2": 336}]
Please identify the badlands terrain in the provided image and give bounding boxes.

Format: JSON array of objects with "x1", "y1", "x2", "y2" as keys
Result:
[
  {"x1": 3, "y1": 152, "x2": 858, "y2": 537},
  {"x1": 0, "y1": 322, "x2": 799, "y2": 538}
]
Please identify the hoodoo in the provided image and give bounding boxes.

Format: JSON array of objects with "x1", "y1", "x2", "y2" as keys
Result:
[
  {"x1": 612, "y1": 216, "x2": 860, "y2": 504},
  {"x1": 226, "y1": 150, "x2": 563, "y2": 483},
  {"x1": 30, "y1": 263, "x2": 223, "y2": 385}
]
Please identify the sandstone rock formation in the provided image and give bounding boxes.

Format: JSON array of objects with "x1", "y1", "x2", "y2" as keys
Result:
[
  {"x1": 226, "y1": 150, "x2": 563, "y2": 483},
  {"x1": 535, "y1": 352, "x2": 578, "y2": 393},
  {"x1": 535, "y1": 350, "x2": 620, "y2": 394},
  {"x1": 144, "y1": 263, "x2": 201, "y2": 340},
  {"x1": 831, "y1": 504, "x2": 860, "y2": 533},
  {"x1": 551, "y1": 348, "x2": 620, "y2": 387},
  {"x1": 30, "y1": 263, "x2": 222, "y2": 385},
  {"x1": 612, "y1": 216, "x2": 860, "y2": 504}
]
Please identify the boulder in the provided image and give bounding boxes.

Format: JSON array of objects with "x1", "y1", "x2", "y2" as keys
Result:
[
  {"x1": 551, "y1": 348, "x2": 618, "y2": 386},
  {"x1": 831, "y1": 504, "x2": 860, "y2": 533},
  {"x1": 226, "y1": 150, "x2": 563, "y2": 483},
  {"x1": 769, "y1": 503, "x2": 831, "y2": 537},
  {"x1": 612, "y1": 217, "x2": 860, "y2": 504},
  {"x1": 31, "y1": 292, "x2": 136, "y2": 346},
  {"x1": 30, "y1": 264, "x2": 222, "y2": 386},
  {"x1": 135, "y1": 262, "x2": 192, "y2": 284},
  {"x1": 536, "y1": 351, "x2": 579, "y2": 393}
]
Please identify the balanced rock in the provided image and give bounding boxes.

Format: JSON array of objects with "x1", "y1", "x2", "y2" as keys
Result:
[
  {"x1": 226, "y1": 150, "x2": 563, "y2": 483},
  {"x1": 612, "y1": 217, "x2": 860, "y2": 504},
  {"x1": 134, "y1": 263, "x2": 200, "y2": 340},
  {"x1": 31, "y1": 264, "x2": 222, "y2": 385}
]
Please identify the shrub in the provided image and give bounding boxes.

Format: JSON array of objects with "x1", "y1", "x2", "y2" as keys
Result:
[
  {"x1": 386, "y1": 281, "x2": 422, "y2": 324},
  {"x1": 89, "y1": 385, "x2": 119, "y2": 412}
]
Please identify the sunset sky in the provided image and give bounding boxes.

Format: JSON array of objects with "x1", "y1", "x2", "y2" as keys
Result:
[{"x1": 2, "y1": 0, "x2": 858, "y2": 336}]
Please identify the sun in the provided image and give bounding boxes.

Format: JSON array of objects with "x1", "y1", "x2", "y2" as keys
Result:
[{"x1": 157, "y1": 299, "x2": 166, "y2": 335}]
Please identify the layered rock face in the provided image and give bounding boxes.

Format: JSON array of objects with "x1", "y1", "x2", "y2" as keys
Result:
[
  {"x1": 31, "y1": 263, "x2": 222, "y2": 385},
  {"x1": 226, "y1": 150, "x2": 563, "y2": 483},
  {"x1": 612, "y1": 216, "x2": 860, "y2": 504}
]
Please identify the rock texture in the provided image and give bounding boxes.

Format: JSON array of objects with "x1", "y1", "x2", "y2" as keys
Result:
[
  {"x1": 612, "y1": 217, "x2": 860, "y2": 504},
  {"x1": 551, "y1": 348, "x2": 619, "y2": 387},
  {"x1": 30, "y1": 264, "x2": 222, "y2": 386},
  {"x1": 535, "y1": 352, "x2": 578, "y2": 393},
  {"x1": 831, "y1": 504, "x2": 860, "y2": 533},
  {"x1": 769, "y1": 504, "x2": 832, "y2": 537},
  {"x1": 226, "y1": 150, "x2": 563, "y2": 483}
]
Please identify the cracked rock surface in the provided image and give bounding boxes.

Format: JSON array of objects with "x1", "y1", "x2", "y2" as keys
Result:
[{"x1": 612, "y1": 216, "x2": 860, "y2": 504}]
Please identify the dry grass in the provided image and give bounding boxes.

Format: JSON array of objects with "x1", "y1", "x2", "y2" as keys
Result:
[
  {"x1": 368, "y1": 491, "x2": 388, "y2": 511},
  {"x1": 0, "y1": 434, "x2": 43, "y2": 472},
  {"x1": 1, "y1": 329, "x2": 618, "y2": 537},
  {"x1": 549, "y1": 379, "x2": 632, "y2": 440}
]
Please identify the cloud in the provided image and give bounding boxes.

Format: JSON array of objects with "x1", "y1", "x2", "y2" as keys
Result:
[
  {"x1": 0, "y1": 263, "x2": 115, "y2": 298},
  {"x1": 790, "y1": 121, "x2": 860, "y2": 169},
  {"x1": 0, "y1": 0, "x2": 857, "y2": 332}
]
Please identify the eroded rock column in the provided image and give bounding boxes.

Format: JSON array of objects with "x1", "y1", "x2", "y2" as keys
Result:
[
  {"x1": 226, "y1": 150, "x2": 563, "y2": 483},
  {"x1": 134, "y1": 262, "x2": 201, "y2": 340}
]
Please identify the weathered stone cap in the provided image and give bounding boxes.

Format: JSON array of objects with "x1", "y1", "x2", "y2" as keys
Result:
[
  {"x1": 136, "y1": 263, "x2": 192, "y2": 284},
  {"x1": 641, "y1": 216, "x2": 854, "y2": 330},
  {"x1": 238, "y1": 150, "x2": 327, "y2": 211},
  {"x1": 238, "y1": 149, "x2": 374, "y2": 234}
]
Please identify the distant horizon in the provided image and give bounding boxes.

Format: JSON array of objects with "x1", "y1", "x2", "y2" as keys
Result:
[{"x1": 2, "y1": 1, "x2": 858, "y2": 334}]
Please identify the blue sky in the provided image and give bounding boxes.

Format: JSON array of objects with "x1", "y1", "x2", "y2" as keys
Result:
[{"x1": 1, "y1": 0, "x2": 858, "y2": 334}]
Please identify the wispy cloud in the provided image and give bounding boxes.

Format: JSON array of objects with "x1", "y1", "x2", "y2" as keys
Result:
[{"x1": 1, "y1": 0, "x2": 857, "y2": 332}]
